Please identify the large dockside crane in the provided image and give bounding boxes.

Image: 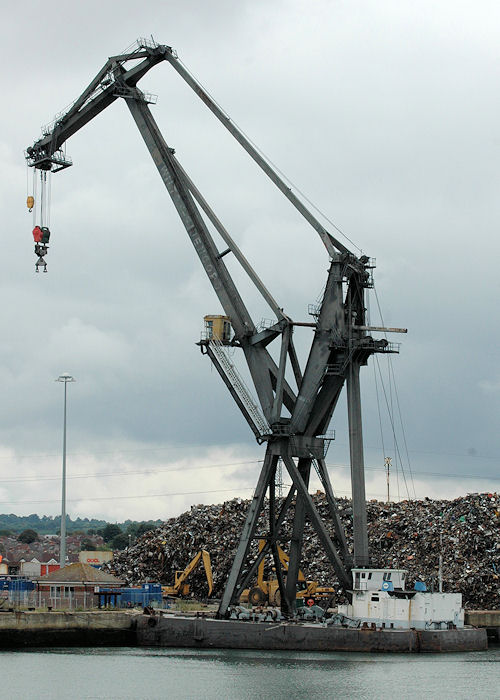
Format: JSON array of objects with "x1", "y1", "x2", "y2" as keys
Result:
[{"x1": 26, "y1": 39, "x2": 405, "y2": 618}]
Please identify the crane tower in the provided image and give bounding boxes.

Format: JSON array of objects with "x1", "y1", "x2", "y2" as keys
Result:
[{"x1": 26, "y1": 39, "x2": 405, "y2": 617}]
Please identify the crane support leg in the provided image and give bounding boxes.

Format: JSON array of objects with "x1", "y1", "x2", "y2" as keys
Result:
[
  {"x1": 315, "y1": 458, "x2": 351, "y2": 563},
  {"x1": 269, "y1": 477, "x2": 287, "y2": 607},
  {"x1": 281, "y1": 452, "x2": 351, "y2": 590},
  {"x1": 232, "y1": 484, "x2": 297, "y2": 599},
  {"x1": 347, "y1": 360, "x2": 370, "y2": 566},
  {"x1": 217, "y1": 449, "x2": 278, "y2": 618},
  {"x1": 283, "y1": 457, "x2": 311, "y2": 615}
]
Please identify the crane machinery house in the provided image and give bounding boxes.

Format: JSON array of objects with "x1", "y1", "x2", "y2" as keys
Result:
[{"x1": 337, "y1": 569, "x2": 464, "y2": 630}]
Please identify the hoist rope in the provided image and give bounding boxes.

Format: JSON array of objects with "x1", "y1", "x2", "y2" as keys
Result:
[
  {"x1": 387, "y1": 353, "x2": 416, "y2": 499},
  {"x1": 47, "y1": 171, "x2": 52, "y2": 229},
  {"x1": 40, "y1": 171, "x2": 45, "y2": 228},
  {"x1": 373, "y1": 355, "x2": 409, "y2": 500},
  {"x1": 369, "y1": 285, "x2": 416, "y2": 500},
  {"x1": 32, "y1": 169, "x2": 37, "y2": 228},
  {"x1": 373, "y1": 360, "x2": 387, "y2": 471}
]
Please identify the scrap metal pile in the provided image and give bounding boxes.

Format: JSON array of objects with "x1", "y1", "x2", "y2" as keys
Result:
[{"x1": 106, "y1": 492, "x2": 499, "y2": 609}]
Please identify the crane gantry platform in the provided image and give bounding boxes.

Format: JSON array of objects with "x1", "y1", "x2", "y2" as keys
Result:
[{"x1": 26, "y1": 38, "x2": 406, "y2": 618}]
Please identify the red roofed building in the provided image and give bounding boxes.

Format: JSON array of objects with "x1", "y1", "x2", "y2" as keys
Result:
[{"x1": 35, "y1": 562, "x2": 124, "y2": 609}]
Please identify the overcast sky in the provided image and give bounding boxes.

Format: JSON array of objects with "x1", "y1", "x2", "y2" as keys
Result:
[{"x1": 0, "y1": 0, "x2": 498, "y2": 523}]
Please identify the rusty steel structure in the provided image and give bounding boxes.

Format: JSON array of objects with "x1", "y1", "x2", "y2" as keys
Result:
[{"x1": 26, "y1": 39, "x2": 404, "y2": 618}]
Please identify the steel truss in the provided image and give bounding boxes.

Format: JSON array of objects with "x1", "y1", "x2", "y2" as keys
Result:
[{"x1": 26, "y1": 39, "x2": 403, "y2": 618}]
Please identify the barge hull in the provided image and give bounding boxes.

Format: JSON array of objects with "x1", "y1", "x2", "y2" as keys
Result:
[{"x1": 138, "y1": 615, "x2": 487, "y2": 653}]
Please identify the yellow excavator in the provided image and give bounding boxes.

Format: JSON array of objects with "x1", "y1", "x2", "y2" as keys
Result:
[
  {"x1": 162, "y1": 550, "x2": 213, "y2": 598},
  {"x1": 240, "y1": 540, "x2": 334, "y2": 607}
]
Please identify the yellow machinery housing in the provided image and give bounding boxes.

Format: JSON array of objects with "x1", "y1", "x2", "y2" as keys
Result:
[
  {"x1": 239, "y1": 540, "x2": 334, "y2": 607},
  {"x1": 204, "y1": 315, "x2": 232, "y2": 344},
  {"x1": 162, "y1": 550, "x2": 213, "y2": 598}
]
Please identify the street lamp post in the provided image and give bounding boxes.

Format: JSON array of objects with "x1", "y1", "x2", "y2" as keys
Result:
[{"x1": 56, "y1": 373, "x2": 75, "y2": 569}]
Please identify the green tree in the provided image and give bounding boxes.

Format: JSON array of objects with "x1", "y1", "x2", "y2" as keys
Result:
[
  {"x1": 111, "y1": 533, "x2": 129, "y2": 551},
  {"x1": 18, "y1": 529, "x2": 39, "y2": 544},
  {"x1": 101, "y1": 523, "x2": 122, "y2": 542},
  {"x1": 80, "y1": 538, "x2": 94, "y2": 551}
]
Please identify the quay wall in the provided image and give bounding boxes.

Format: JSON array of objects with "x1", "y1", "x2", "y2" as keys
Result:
[
  {"x1": 0, "y1": 610, "x2": 139, "y2": 648},
  {"x1": 465, "y1": 610, "x2": 500, "y2": 643}
]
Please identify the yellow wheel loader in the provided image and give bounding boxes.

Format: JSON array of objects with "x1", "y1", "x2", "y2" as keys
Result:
[{"x1": 240, "y1": 540, "x2": 334, "y2": 607}]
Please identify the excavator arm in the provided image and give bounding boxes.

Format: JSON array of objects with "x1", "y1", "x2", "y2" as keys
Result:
[{"x1": 166, "y1": 550, "x2": 213, "y2": 597}]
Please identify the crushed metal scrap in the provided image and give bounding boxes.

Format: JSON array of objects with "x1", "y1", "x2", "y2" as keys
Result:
[{"x1": 104, "y1": 492, "x2": 499, "y2": 609}]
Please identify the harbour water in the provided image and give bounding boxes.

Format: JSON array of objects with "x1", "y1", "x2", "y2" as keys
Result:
[{"x1": 0, "y1": 646, "x2": 498, "y2": 699}]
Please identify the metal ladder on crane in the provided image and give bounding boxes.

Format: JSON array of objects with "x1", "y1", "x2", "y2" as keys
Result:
[{"x1": 208, "y1": 337, "x2": 269, "y2": 437}]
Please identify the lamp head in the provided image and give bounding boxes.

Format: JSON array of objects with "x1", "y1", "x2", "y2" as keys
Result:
[{"x1": 56, "y1": 373, "x2": 76, "y2": 383}]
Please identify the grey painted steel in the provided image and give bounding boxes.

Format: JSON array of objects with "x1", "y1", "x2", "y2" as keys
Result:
[
  {"x1": 305, "y1": 373, "x2": 344, "y2": 437},
  {"x1": 233, "y1": 485, "x2": 296, "y2": 599},
  {"x1": 218, "y1": 450, "x2": 278, "y2": 616},
  {"x1": 269, "y1": 478, "x2": 287, "y2": 607},
  {"x1": 355, "y1": 325, "x2": 408, "y2": 333},
  {"x1": 126, "y1": 99, "x2": 255, "y2": 336},
  {"x1": 202, "y1": 342, "x2": 264, "y2": 441},
  {"x1": 347, "y1": 361, "x2": 369, "y2": 566},
  {"x1": 26, "y1": 46, "x2": 169, "y2": 165},
  {"x1": 164, "y1": 53, "x2": 351, "y2": 257},
  {"x1": 207, "y1": 338, "x2": 269, "y2": 436},
  {"x1": 172, "y1": 156, "x2": 284, "y2": 321},
  {"x1": 287, "y1": 337, "x2": 303, "y2": 387},
  {"x1": 283, "y1": 458, "x2": 311, "y2": 615},
  {"x1": 125, "y1": 97, "x2": 293, "y2": 422},
  {"x1": 282, "y1": 453, "x2": 351, "y2": 590},
  {"x1": 315, "y1": 458, "x2": 350, "y2": 561},
  {"x1": 290, "y1": 259, "x2": 345, "y2": 434},
  {"x1": 270, "y1": 324, "x2": 291, "y2": 424}
]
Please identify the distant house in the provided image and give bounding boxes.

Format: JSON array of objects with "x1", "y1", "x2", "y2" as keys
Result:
[
  {"x1": 35, "y1": 562, "x2": 124, "y2": 609},
  {"x1": 20, "y1": 558, "x2": 41, "y2": 577},
  {"x1": 40, "y1": 558, "x2": 59, "y2": 577}
]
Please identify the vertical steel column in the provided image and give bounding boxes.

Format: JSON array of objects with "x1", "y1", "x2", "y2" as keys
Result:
[
  {"x1": 283, "y1": 457, "x2": 311, "y2": 615},
  {"x1": 269, "y1": 475, "x2": 286, "y2": 606},
  {"x1": 347, "y1": 360, "x2": 369, "y2": 566}
]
